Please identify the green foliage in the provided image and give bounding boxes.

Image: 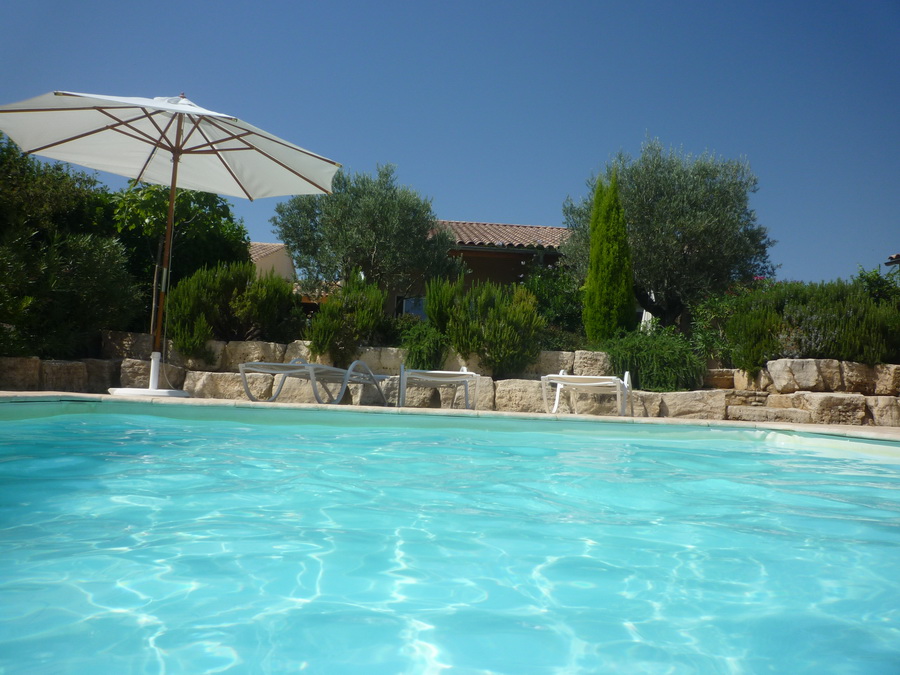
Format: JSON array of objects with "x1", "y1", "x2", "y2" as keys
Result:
[
  {"x1": 0, "y1": 134, "x2": 140, "y2": 357},
  {"x1": 446, "y1": 282, "x2": 546, "y2": 379},
  {"x1": 522, "y1": 262, "x2": 584, "y2": 348},
  {"x1": 854, "y1": 265, "x2": 900, "y2": 304},
  {"x1": 167, "y1": 263, "x2": 304, "y2": 360},
  {"x1": 724, "y1": 278, "x2": 900, "y2": 374},
  {"x1": 271, "y1": 165, "x2": 465, "y2": 298},
  {"x1": 582, "y1": 172, "x2": 636, "y2": 342},
  {"x1": 308, "y1": 272, "x2": 387, "y2": 368},
  {"x1": 562, "y1": 137, "x2": 774, "y2": 326},
  {"x1": 0, "y1": 233, "x2": 141, "y2": 357},
  {"x1": 112, "y1": 183, "x2": 250, "y2": 326},
  {"x1": 688, "y1": 280, "x2": 763, "y2": 366},
  {"x1": 602, "y1": 325, "x2": 705, "y2": 392},
  {"x1": 400, "y1": 319, "x2": 450, "y2": 370},
  {"x1": 425, "y1": 276, "x2": 465, "y2": 334},
  {"x1": 1, "y1": 133, "x2": 115, "y2": 240}
]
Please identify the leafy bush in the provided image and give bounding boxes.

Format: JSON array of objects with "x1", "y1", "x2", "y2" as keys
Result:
[
  {"x1": 688, "y1": 279, "x2": 763, "y2": 366},
  {"x1": 522, "y1": 263, "x2": 585, "y2": 349},
  {"x1": 447, "y1": 282, "x2": 546, "y2": 379},
  {"x1": 167, "y1": 262, "x2": 304, "y2": 360},
  {"x1": 424, "y1": 276, "x2": 465, "y2": 334},
  {"x1": 308, "y1": 273, "x2": 387, "y2": 368},
  {"x1": 400, "y1": 319, "x2": 450, "y2": 370},
  {"x1": 724, "y1": 277, "x2": 900, "y2": 374},
  {"x1": 0, "y1": 233, "x2": 141, "y2": 358},
  {"x1": 602, "y1": 324, "x2": 705, "y2": 391}
]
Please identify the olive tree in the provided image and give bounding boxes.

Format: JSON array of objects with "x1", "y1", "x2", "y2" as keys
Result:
[
  {"x1": 562, "y1": 138, "x2": 774, "y2": 326},
  {"x1": 271, "y1": 165, "x2": 462, "y2": 298}
]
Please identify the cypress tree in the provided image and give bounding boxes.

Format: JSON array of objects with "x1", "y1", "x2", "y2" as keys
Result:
[{"x1": 582, "y1": 171, "x2": 636, "y2": 343}]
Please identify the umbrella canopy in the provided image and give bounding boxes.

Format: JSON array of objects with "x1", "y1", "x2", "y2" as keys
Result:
[{"x1": 0, "y1": 90, "x2": 340, "y2": 394}]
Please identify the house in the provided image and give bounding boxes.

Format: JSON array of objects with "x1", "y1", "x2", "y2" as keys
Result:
[
  {"x1": 886, "y1": 253, "x2": 900, "y2": 267},
  {"x1": 439, "y1": 220, "x2": 569, "y2": 286},
  {"x1": 249, "y1": 242, "x2": 295, "y2": 281},
  {"x1": 393, "y1": 221, "x2": 569, "y2": 317}
]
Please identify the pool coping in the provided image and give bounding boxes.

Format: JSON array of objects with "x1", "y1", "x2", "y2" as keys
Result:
[{"x1": 3, "y1": 390, "x2": 900, "y2": 445}]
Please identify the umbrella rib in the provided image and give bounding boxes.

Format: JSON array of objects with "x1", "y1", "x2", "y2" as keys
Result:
[
  {"x1": 202, "y1": 117, "x2": 337, "y2": 193},
  {"x1": 191, "y1": 122, "x2": 254, "y2": 200},
  {"x1": 20, "y1": 106, "x2": 178, "y2": 158},
  {"x1": 134, "y1": 113, "x2": 179, "y2": 183}
]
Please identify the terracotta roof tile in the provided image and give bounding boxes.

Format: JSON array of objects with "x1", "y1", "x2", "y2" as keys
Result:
[
  {"x1": 249, "y1": 242, "x2": 287, "y2": 263},
  {"x1": 438, "y1": 220, "x2": 568, "y2": 250}
]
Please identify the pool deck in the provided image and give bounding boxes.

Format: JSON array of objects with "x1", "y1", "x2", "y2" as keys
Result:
[{"x1": 3, "y1": 390, "x2": 900, "y2": 446}]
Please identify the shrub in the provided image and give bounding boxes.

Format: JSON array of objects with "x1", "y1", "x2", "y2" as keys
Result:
[
  {"x1": 167, "y1": 262, "x2": 304, "y2": 361},
  {"x1": 447, "y1": 282, "x2": 546, "y2": 378},
  {"x1": 724, "y1": 277, "x2": 900, "y2": 374},
  {"x1": 0, "y1": 233, "x2": 141, "y2": 358},
  {"x1": 400, "y1": 319, "x2": 450, "y2": 370},
  {"x1": 522, "y1": 262, "x2": 585, "y2": 348},
  {"x1": 308, "y1": 273, "x2": 387, "y2": 368},
  {"x1": 425, "y1": 276, "x2": 465, "y2": 334},
  {"x1": 602, "y1": 325, "x2": 705, "y2": 391}
]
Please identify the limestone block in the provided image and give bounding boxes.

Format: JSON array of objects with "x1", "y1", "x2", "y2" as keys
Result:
[
  {"x1": 384, "y1": 375, "x2": 440, "y2": 408},
  {"x1": 221, "y1": 341, "x2": 286, "y2": 372},
  {"x1": 184, "y1": 371, "x2": 268, "y2": 400},
  {"x1": 350, "y1": 380, "x2": 390, "y2": 407},
  {"x1": 733, "y1": 369, "x2": 773, "y2": 392},
  {"x1": 865, "y1": 396, "x2": 900, "y2": 427},
  {"x1": 166, "y1": 340, "x2": 226, "y2": 372},
  {"x1": 725, "y1": 390, "x2": 769, "y2": 407},
  {"x1": 119, "y1": 358, "x2": 186, "y2": 389},
  {"x1": 726, "y1": 405, "x2": 813, "y2": 424},
  {"x1": 494, "y1": 379, "x2": 546, "y2": 414},
  {"x1": 839, "y1": 361, "x2": 875, "y2": 394},
  {"x1": 874, "y1": 364, "x2": 900, "y2": 396},
  {"x1": 658, "y1": 390, "x2": 727, "y2": 420},
  {"x1": 83, "y1": 358, "x2": 120, "y2": 393},
  {"x1": 573, "y1": 351, "x2": 612, "y2": 376},
  {"x1": 767, "y1": 359, "x2": 841, "y2": 393},
  {"x1": 447, "y1": 375, "x2": 495, "y2": 410},
  {"x1": 356, "y1": 347, "x2": 383, "y2": 374},
  {"x1": 377, "y1": 348, "x2": 404, "y2": 376},
  {"x1": 100, "y1": 330, "x2": 152, "y2": 360},
  {"x1": 795, "y1": 393, "x2": 867, "y2": 425},
  {"x1": 765, "y1": 393, "x2": 803, "y2": 409},
  {"x1": 0, "y1": 356, "x2": 41, "y2": 390},
  {"x1": 283, "y1": 340, "x2": 314, "y2": 363},
  {"x1": 631, "y1": 391, "x2": 662, "y2": 418},
  {"x1": 704, "y1": 369, "x2": 736, "y2": 389},
  {"x1": 567, "y1": 391, "x2": 621, "y2": 416},
  {"x1": 40, "y1": 360, "x2": 87, "y2": 392},
  {"x1": 524, "y1": 351, "x2": 575, "y2": 379}
]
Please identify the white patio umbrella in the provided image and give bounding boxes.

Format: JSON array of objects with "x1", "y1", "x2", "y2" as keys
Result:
[{"x1": 0, "y1": 91, "x2": 340, "y2": 396}]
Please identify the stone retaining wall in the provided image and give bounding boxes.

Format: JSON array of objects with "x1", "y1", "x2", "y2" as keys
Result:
[{"x1": 0, "y1": 332, "x2": 897, "y2": 427}]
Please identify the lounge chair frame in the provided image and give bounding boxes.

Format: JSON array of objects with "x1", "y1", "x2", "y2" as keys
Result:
[
  {"x1": 540, "y1": 370, "x2": 632, "y2": 416},
  {"x1": 398, "y1": 366, "x2": 479, "y2": 410},
  {"x1": 239, "y1": 358, "x2": 387, "y2": 404}
]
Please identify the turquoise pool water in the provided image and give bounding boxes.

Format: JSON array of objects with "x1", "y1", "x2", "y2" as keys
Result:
[{"x1": 1, "y1": 401, "x2": 899, "y2": 674}]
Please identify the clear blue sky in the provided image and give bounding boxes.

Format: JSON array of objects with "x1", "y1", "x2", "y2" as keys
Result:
[{"x1": 3, "y1": 1, "x2": 898, "y2": 282}]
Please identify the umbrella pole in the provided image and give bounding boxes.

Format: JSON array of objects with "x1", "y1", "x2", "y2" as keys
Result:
[{"x1": 149, "y1": 118, "x2": 183, "y2": 391}]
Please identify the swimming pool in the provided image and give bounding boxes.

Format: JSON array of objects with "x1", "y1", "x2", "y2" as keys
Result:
[{"x1": 1, "y1": 399, "x2": 899, "y2": 674}]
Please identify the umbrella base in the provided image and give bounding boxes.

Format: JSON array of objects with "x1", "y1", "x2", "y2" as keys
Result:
[{"x1": 108, "y1": 387, "x2": 191, "y2": 398}]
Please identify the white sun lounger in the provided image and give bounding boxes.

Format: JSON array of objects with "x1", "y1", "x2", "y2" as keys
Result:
[
  {"x1": 239, "y1": 357, "x2": 388, "y2": 404},
  {"x1": 398, "y1": 365, "x2": 479, "y2": 409},
  {"x1": 540, "y1": 370, "x2": 632, "y2": 416}
]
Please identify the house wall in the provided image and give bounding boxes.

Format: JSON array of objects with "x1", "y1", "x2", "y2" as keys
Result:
[{"x1": 254, "y1": 249, "x2": 295, "y2": 281}]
